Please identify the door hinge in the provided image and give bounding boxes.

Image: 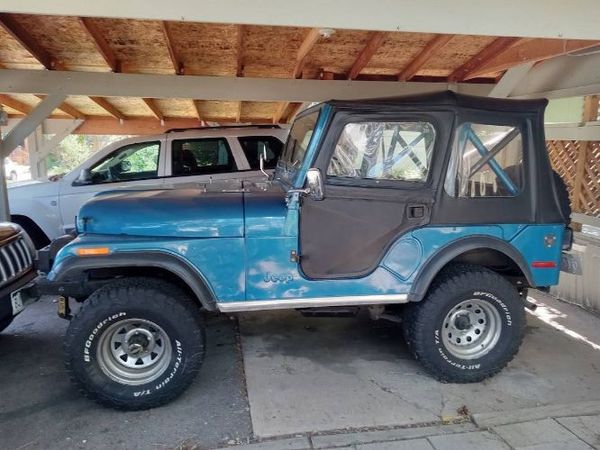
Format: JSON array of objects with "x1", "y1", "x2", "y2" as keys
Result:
[{"x1": 290, "y1": 250, "x2": 300, "y2": 263}]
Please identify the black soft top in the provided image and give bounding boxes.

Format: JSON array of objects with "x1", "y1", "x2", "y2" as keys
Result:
[{"x1": 323, "y1": 90, "x2": 547, "y2": 114}]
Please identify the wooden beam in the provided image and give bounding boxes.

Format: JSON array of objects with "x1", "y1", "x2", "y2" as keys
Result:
[
  {"x1": 285, "y1": 103, "x2": 304, "y2": 123},
  {"x1": 162, "y1": 21, "x2": 183, "y2": 75},
  {"x1": 34, "y1": 94, "x2": 86, "y2": 119},
  {"x1": 78, "y1": 17, "x2": 120, "y2": 72},
  {"x1": 235, "y1": 101, "x2": 243, "y2": 123},
  {"x1": 192, "y1": 100, "x2": 203, "y2": 122},
  {"x1": 142, "y1": 98, "x2": 164, "y2": 121},
  {"x1": 236, "y1": 25, "x2": 245, "y2": 77},
  {"x1": 397, "y1": 34, "x2": 453, "y2": 81},
  {"x1": 347, "y1": 32, "x2": 386, "y2": 80},
  {"x1": 273, "y1": 102, "x2": 288, "y2": 124},
  {"x1": 0, "y1": 94, "x2": 31, "y2": 114},
  {"x1": 0, "y1": 13, "x2": 56, "y2": 70},
  {"x1": 448, "y1": 37, "x2": 520, "y2": 82},
  {"x1": 467, "y1": 39, "x2": 600, "y2": 79},
  {"x1": 572, "y1": 95, "x2": 599, "y2": 212},
  {"x1": 89, "y1": 96, "x2": 126, "y2": 120},
  {"x1": 0, "y1": 68, "x2": 495, "y2": 101},
  {"x1": 292, "y1": 28, "x2": 321, "y2": 79}
]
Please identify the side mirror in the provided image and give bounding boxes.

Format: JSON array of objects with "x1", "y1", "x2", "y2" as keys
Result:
[
  {"x1": 306, "y1": 168, "x2": 324, "y2": 201},
  {"x1": 73, "y1": 168, "x2": 92, "y2": 186},
  {"x1": 259, "y1": 148, "x2": 269, "y2": 178}
]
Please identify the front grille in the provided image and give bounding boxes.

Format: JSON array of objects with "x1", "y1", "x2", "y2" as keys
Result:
[{"x1": 0, "y1": 236, "x2": 33, "y2": 287}]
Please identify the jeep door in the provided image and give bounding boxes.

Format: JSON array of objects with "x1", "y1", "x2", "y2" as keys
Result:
[{"x1": 299, "y1": 110, "x2": 453, "y2": 279}]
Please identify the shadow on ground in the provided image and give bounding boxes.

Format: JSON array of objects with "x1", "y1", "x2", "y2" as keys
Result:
[{"x1": 0, "y1": 297, "x2": 252, "y2": 450}]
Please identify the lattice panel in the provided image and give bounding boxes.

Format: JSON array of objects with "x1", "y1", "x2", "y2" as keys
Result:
[{"x1": 546, "y1": 140, "x2": 600, "y2": 217}]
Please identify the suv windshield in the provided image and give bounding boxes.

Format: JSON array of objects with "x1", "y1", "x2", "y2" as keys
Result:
[{"x1": 278, "y1": 110, "x2": 320, "y2": 179}]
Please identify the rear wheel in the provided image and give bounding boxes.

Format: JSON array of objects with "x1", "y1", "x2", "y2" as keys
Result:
[
  {"x1": 64, "y1": 278, "x2": 206, "y2": 410},
  {"x1": 403, "y1": 264, "x2": 525, "y2": 383}
]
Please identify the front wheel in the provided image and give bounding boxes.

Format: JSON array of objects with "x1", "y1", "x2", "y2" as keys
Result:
[
  {"x1": 403, "y1": 264, "x2": 525, "y2": 383},
  {"x1": 64, "y1": 278, "x2": 206, "y2": 410}
]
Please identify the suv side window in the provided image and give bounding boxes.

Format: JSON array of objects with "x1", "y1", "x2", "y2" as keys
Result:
[
  {"x1": 444, "y1": 123, "x2": 524, "y2": 198},
  {"x1": 172, "y1": 138, "x2": 236, "y2": 176},
  {"x1": 238, "y1": 136, "x2": 283, "y2": 170},
  {"x1": 327, "y1": 121, "x2": 436, "y2": 183},
  {"x1": 89, "y1": 141, "x2": 160, "y2": 184}
]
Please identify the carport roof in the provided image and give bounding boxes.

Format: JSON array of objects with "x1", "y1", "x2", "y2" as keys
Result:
[{"x1": 0, "y1": 12, "x2": 598, "y2": 133}]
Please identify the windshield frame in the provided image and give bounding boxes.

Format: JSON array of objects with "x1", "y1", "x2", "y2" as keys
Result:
[{"x1": 275, "y1": 105, "x2": 324, "y2": 188}]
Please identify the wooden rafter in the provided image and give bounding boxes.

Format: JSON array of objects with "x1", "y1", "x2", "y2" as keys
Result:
[
  {"x1": 235, "y1": 101, "x2": 243, "y2": 123},
  {"x1": 142, "y1": 98, "x2": 164, "y2": 121},
  {"x1": 273, "y1": 102, "x2": 288, "y2": 124},
  {"x1": 0, "y1": 94, "x2": 31, "y2": 114},
  {"x1": 236, "y1": 25, "x2": 245, "y2": 77},
  {"x1": 192, "y1": 100, "x2": 203, "y2": 122},
  {"x1": 466, "y1": 39, "x2": 600, "y2": 79},
  {"x1": 89, "y1": 96, "x2": 126, "y2": 120},
  {"x1": 0, "y1": 13, "x2": 56, "y2": 70},
  {"x1": 397, "y1": 34, "x2": 453, "y2": 81},
  {"x1": 347, "y1": 31, "x2": 386, "y2": 80},
  {"x1": 448, "y1": 37, "x2": 520, "y2": 82},
  {"x1": 78, "y1": 17, "x2": 120, "y2": 72},
  {"x1": 162, "y1": 21, "x2": 183, "y2": 75},
  {"x1": 285, "y1": 103, "x2": 304, "y2": 123},
  {"x1": 35, "y1": 94, "x2": 86, "y2": 119},
  {"x1": 292, "y1": 28, "x2": 321, "y2": 79}
]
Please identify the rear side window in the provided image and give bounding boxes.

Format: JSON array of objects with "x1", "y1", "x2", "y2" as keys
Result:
[
  {"x1": 171, "y1": 138, "x2": 236, "y2": 176},
  {"x1": 444, "y1": 123, "x2": 524, "y2": 198},
  {"x1": 327, "y1": 121, "x2": 436, "y2": 183},
  {"x1": 238, "y1": 136, "x2": 283, "y2": 170}
]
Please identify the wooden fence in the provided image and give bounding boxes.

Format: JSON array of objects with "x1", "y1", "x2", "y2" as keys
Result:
[{"x1": 547, "y1": 140, "x2": 600, "y2": 217}]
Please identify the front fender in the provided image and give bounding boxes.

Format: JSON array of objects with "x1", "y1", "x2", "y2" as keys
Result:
[{"x1": 49, "y1": 245, "x2": 218, "y2": 311}]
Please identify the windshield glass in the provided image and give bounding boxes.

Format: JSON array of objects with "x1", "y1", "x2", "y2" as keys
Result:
[{"x1": 282, "y1": 110, "x2": 320, "y2": 167}]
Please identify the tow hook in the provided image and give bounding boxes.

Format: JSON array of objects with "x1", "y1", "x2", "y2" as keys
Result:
[
  {"x1": 57, "y1": 296, "x2": 72, "y2": 320},
  {"x1": 524, "y1": 298, "x2": 537, "y2": 312}
]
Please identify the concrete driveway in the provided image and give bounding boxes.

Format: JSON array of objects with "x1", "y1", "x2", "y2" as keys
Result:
[{"x1": 1, "y1": 292, "x2": 599, "y2": 449}]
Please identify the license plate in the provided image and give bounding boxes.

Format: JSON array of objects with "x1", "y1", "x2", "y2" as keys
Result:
[{"x1": 10, "y1": 291, "x2": 24, "y2": 315}]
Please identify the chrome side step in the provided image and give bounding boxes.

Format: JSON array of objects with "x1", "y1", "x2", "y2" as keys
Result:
[{"x1": 217, "y1": 294, "x2": 408, "y2": 313}]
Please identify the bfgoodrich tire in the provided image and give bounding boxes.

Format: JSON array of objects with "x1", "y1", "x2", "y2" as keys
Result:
[
  {"x1": 403, "y1": 264, "x2": 525, "y2": 383},
  {"x1": 64, "y1": 278, "x2": 206, "y2": 410}
]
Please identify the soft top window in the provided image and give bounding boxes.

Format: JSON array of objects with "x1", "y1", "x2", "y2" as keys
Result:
[
  {"x1": 327, "y1": 121, "x2": 436, "y2": 183},
  {"x1": 445, "y1": 123, "x2": 524, "y2": 198}
]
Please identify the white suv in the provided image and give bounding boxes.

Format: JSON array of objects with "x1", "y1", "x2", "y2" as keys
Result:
[{"x1": 8, "y1": 125, "x2": 288, "y2": 247}]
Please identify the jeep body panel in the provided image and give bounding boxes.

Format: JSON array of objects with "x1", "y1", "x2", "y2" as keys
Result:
[{"x1": 45, "y1": 91, "x2": 566, "y2": 312}]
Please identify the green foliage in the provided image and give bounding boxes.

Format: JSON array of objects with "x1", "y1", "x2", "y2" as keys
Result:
[{"x1": 47, "y1": 135, "x2": 126, "y2": 176}]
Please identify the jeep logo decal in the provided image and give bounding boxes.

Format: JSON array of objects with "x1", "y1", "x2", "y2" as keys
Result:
[{"x1": 263, "y1": 272, "x2": 293, "y2": 283}]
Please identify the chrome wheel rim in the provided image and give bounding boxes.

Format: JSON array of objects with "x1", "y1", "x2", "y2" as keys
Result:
[
  {"x1": 441, "y1": 299, "x2": 502, "y2": 360},
  {"x1": 97, "y1": 318, "x2": 172, "y2": 385}
]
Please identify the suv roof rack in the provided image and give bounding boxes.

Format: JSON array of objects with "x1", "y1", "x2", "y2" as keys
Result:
[{"x1": 165, "y1": 124, "x2": 282, "y2": 133}]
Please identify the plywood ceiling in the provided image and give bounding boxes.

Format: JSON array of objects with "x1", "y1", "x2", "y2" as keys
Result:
[{"x1": 0, "y1": 13, "x2": 598, "y2": 133}]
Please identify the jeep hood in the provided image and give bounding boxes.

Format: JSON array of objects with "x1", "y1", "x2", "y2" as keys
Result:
[{"x1": 78, "y1": 188, "x2": 244, "y2": 238}]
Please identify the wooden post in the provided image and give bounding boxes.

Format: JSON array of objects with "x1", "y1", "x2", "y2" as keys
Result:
[{"x1": 572, "y1": 95, "x2": 599, "y2": 212}]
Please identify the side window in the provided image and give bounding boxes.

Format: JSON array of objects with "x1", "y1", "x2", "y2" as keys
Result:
[
  {"x1": 238, "y1": 136, "x2": 283, "y2": 170},
  {"x1": 89, "y1": 141, "x2": 160, "y2": 184},
  {"x1": 327, "y1": 121, "x2": 436, "y2": 183},
  {"x1": 444, "y1": 123, "x2": 524, "y2": 198},
  {"x1": 172, "y1": 138, "x2": 236, "y2": 176}
]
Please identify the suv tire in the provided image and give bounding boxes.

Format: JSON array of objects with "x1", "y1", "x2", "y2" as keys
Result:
[
  {"x1": 64, "y1": 277, "x2": 206, "y2": 410},
  {"x1": 403, "y1": 264, "x2": 525, "y2": 383}
]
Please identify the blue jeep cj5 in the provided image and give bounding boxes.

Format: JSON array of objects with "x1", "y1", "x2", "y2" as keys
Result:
[{"x1": 37, "y1": 92, "x2": 572, "y2": 410}]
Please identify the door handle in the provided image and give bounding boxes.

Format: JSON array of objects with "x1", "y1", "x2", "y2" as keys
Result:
[{"x1": 407, "y1": 204, "x2": 426, "y2": 219}]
